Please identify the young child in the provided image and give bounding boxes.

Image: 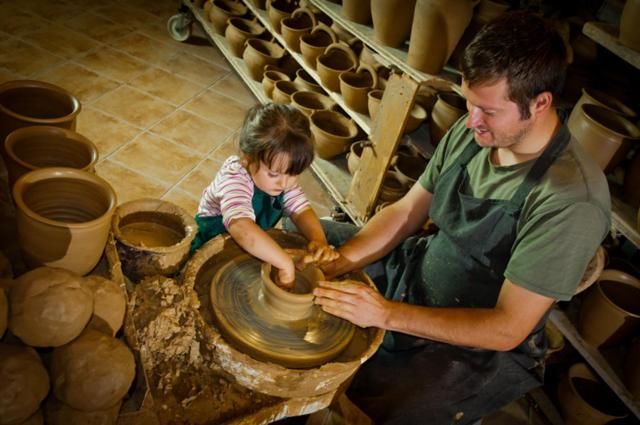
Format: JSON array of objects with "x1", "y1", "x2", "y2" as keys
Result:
[{"x1": 192, "y1": 103, "x2": 338, "y2": 288}]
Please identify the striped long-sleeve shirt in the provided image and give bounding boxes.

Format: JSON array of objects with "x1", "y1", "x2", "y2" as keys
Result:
[{"x1": 196, "y1": 156, "x2": 310, "y2": 229}]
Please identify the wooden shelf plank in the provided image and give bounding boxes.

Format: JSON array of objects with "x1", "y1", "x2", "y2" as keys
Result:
[
  {"x1": 549, "y1": 308, "x2": 640, "y2": 419},
  {"x1": 583, "y1": 21, "x2": 640, "y2": 70},
  {"x1": 611, "y1": 195, "x2": 640, "y2": 248}
]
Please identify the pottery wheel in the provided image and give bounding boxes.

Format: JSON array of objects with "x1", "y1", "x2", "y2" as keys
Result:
[{"x1": 210, "y1": 255, "x2": 355, "y2": 369}]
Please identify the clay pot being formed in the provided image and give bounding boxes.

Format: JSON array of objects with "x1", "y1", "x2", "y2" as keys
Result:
[
  {"x1": 577, "y1": 269, "x2": 640, "y2": 348},
  {"x1": 393, "y1": 151, "x2": 428, "y2": 189},
  {"x1": 4, "y1": 126, "x2": 98, "y2": 188},
  {"x1": 342, "y1": 0, "x2": 371, "y2": 25},
  {"x1": 310, "y1": 110, "x2": 358, "y2": 159},
  {"x1": 557, "y1": 363, "x2": 627, "y2": 425},
  {"x1": 281, "y1": 8, "x2": 316, "y2": 53},
  {"x1": 339, "y1": 63, "x2": 378, "y2": 114},
  {"x1": 225, "y1": 18, "x2": 265, "y2": 57},
  {"x1": 430, "y1": 91, "x2": 466, "y2": 146},
  {"x1": 316, "y1": 42, "x2": 358, "y2": 93},
  {"x1": 293, "y1": 69, "x2": 322, "y2": 93},
  {"x1": 300, "y1": 23, "x2": 337, "y2": 69},
  {"x1": 346, "y1": 140, "x2": 368, "y2": 175},
  {"x1": 367, "y1": 89, "x2": 384, "y2": 120},
  {"x1": 371, "y1": 0, "x2": 416, "y2": 47},
  {"x1": 243, "y1": 39, "x2": 285, "y2": 81},
  {"x1": 112, "y1": 198, "x2": 197, "y2": 282},
  {"x1": 568, "y1": 104, "x2": 640, "y2": 171},
  {"x1": 272, "y1": 80, "x2": 297, "y2": 104},
  {"x1": 620, "y1": 0, "x2": 640, "y2": 51},
  {"x1": 291, "y1": 91, "x2": 336, "y2": 117},
  {"x1": 262, "y1": 69, "x2": 291, "y2": 99},
  {"x1": 12, "y1": 168, "x2": 117, "y2": 275},
  {"x1": 267, "y1": 0, "x2": 297, "y2": 33},
  {"x1": 208, "y1": 0, "x2": 247, "y2": 34}
]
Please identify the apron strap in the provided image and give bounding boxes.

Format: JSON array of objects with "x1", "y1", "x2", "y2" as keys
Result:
[{"x1": 455, "y1": 139, "x2": 483, "y2": 168}]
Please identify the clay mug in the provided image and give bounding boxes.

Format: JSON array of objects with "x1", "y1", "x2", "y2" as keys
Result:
[
  {"x1": 291, "y1": 91, "x2": 336, "y2": 117},
  {"x1": 371, "y1": 0, "x2": 416, "y2": 47},
  {"x1": 367, "y1": 89, "x2": 384, "y2": 121},
  {"x1": 309, "y1": 110, "x2": 358, "y2": 159},
  {"x1": 242, "y1": 38, "x2": 285, "y2": 81},
  {"x1": 346, "y1": 139, "x2": 370, "y2": 175},
  {"x1": 620, "y1": 0, "x2": 640, "y2": 51},
  {"x1": 267, "y1": 0, "x2": 297, "y2": 33},
  {"x1": 339, "y1": 63, "x2": 378, "y2": 114},
  {"x1": 4, "y1": 126, "x2": 98, "y2": 188},
  {"x1": 224, "y1": 17, "x2": 265, "y2": 57},
  {"x1": 342, "y1": 0, "x2": 371, "y2": 24},
  {"x1": 262, "y1": 69, "x2": 290, "y2": 99},
  {"x1": 429, "y1": 91, "x2": 466, "y2": 146},
  {"x1": 281, "y1": 8, "x2": 316, "y2": 53},
  {"x1": 208, "y1": 0, "x2": 247, "y2": 34},
  {"x1": 392, "y1": 150, "x2": 428, "y2": 189},
  {"x1": 293, "y1": 69, "x2": 322, "y2": 93},
  {"x1": 12, "y1": 167, "x2": 117, "y2": 275},
  {"x1": 316, "y1": 42, "x2": 358, "y2": 93},
  {"x1": 272, "y1": 80, "x2": 297, "y2": 104},
  {"x1": 300, "y1": 23, "x2": 337, "y2": 69}
]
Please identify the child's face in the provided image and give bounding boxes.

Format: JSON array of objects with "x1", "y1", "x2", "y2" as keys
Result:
[{"x1": 249, "y1": 155, "x2": 298, "y2": 196}]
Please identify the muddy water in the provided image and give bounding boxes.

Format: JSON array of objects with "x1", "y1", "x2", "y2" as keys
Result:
[{"x1": 119, "y1": 222, "x2": 183, "y2": 247}]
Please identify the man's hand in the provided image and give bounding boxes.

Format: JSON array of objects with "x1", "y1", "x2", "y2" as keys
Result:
[
  {"x1": 313, "y1": 280, "x2": 391, "y2": 328},
  {"x1": 297, "y1": 241, "x2": 340, "y2": 269}
]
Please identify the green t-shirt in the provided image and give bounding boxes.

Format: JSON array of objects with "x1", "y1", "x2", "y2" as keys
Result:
[{"x1": 419, "y1": 115, "x2": 611, "y2": 301}]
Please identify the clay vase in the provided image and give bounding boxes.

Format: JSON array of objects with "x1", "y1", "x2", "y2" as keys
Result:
[
  {"x1": 4, "y1": 126, "x2": 98, "y2": 188},
  {"x1": 267, "y1": 0, "x2": 297, "y2": 33},
  {"x1": 577, "y1": 269, "x2": 640, "y2": 347},
  {"x1": 262, "y1": 69, "x2": 290, "y2": 99},
  {"x1": 291, "y1": 91, "x2": 336, "y2": 117},
  {"x1": 208, "y1": 0, "x2": 247, "y2": 34},
  {"x1": 309, "y1": 110, "x2": 358, "y2": 159},
  {"x1": 12, "y1": 168, "x2": 117, "y2": 275},
  {"x1": 242, "y1": 39, "x2": 285, "y2": 81},
  {"x1": 367, "y1": 89, "x2": 384, "y2": 120},
  {"x1": 316, "y1": 42, "x2": 358, "y2": 93},
  {"x1": 624, "y1": 338, "x2": 640, "y2": 400},
  {"x1": 371, "y1": 0, "x2": 416, "y2": 47},
  {"x1": 225, "y1": 18, "x2": 265, "y2": 57},
  {"x1": 379, "y1": 171, "x2": 407, "y2": 202},
  {"x1": 557, "y1": 363, "x2": 627, "y2": 425},
  {"x1": 112, "y1": 198, "x2": 196, "y2": 282},
  {"x1": 568, "y1": 104, "x2": 640, "y2": 171},
  {"x1": 430, "y1": 91, "x2": 466, "y2": 146},
  {"x1": 281, "y1": 8, "x2": 316, "y2": 53},
  {"x1": 342, "y1": 0, "x2": 371, "y2": 25},
  {"x1": 293, "y1": 69, "x2": 322, "y2": 93},
  {"x1": 392, "y1": 151, "x2": 427, "y2": 189},
  {"x1": 620, "y1": 0, "x2": 640, "y2": 51},
  {"x1": 272, "y1": 80, "x2": 297, "y2": 104},
  {"x1": 569, "y1": 88, "x2": 637, "y2": 121},
  {"x1": 339, "y1": 63, "x2": 378, "y2": 114},
  {"x1": 0, "y1": 80, "x2": 81, "y2": 160},
  {"x1": 300, "y1": 23, "x2": 337, "y2": 69},
  {"x1": 407, "y1": 0, "x2": 474, "y2": 74},
  {"x1": 346, "y1": 140, "x2": 368, "y2": 175}
]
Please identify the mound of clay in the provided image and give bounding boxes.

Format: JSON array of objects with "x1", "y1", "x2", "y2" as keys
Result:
[
  {"x1": 0, "y1": 344, "x2": 49, "y2": 425},
  {"x1": 83, "y1": 276, "x2": 126, "y2": 336},
  {"x1": 45, "y1": 396, "x2": 121, "y2": 425},
  {"x1": 9, "y1": 267, "x2": 93, "y2": 347},
  {"x1": 0, "y1": 289, "x2": 7, "y2": 338},
  {"x1": 51, "y1": 329, "x2": 135, "y2": 411}
]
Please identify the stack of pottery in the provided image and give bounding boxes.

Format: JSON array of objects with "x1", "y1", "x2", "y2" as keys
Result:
[
  {"x1": 267, "y1": 0, "x2": 298, "y2": 33},
  {"x1": 316, "y1": 42, "x2": 358, "y2": 92},
  {"x1": 291, "y1": 91, "x2": 336, "y2": 117},
  {"x1": 300, "y1": 23, "x2": 337, "y2": 69},
  {"x1": 272, "y1": 80, "x2": 297, "y2": 104},
  {"x1": 281, "y1": 8, "x2": 316, "y2": 52},
  {"x1": 262, "y1": 68, "x2": 290, "y2": 99},
  {"x1": 342, "y1": 0, "x2": 371, "y2": 25},
  {"x1": 243, "y1": 39, "x2": 285, "y2": 81},
  {"x1": 339, "y1": 63, "x2": 378, "y2": 114},
  {"x1": 225, "y1": 18, "x2": 266, "y2": 57},
  {"x1": 619, "y1": 0, "x2": 640, "y2": 52},
  {"x1": 371, "y1": 0, "x2": 416, "y2": 47},
  {"x1": 430, "y1": 91, "x2": 466, "y2": 145},
  {"x1": 208, "y1": 0, "x2": 247, "y2": 34},
  {"x1": 309, "y1": 110, "x2": 358, "y2": 159}
]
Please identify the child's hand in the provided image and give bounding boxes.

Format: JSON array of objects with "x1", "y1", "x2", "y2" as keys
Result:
[
  {"x1": 297, "y1": 241, "x2": 339, "y2": 269},
  {"x1": 276, "y1": 262, "x2": 295, "y2": 289}
]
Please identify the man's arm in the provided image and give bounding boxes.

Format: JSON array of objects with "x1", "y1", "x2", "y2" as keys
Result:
[{"x1": 313, "y1": 278, "x2": 554, "y2": 351}]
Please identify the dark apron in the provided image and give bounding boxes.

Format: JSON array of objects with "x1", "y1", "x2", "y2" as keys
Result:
[
  {"x1": 190, "y1": 186, "x2": 284, "y2": 252},
  {"x1": 347, "y1": 127, "x2": 570, "y2": 425}
]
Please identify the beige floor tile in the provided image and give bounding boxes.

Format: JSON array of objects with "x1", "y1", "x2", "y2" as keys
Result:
[
  {"x1": 138, "y1": 20, "x2": 178, "y2": 45},
  {"x1": 183, "y1": 89, "x2": 249, "y2": 130},
  {"x1": 96, "y1": 159, "x2": 169, "y2": 205},
  {"x1": 110, "y1": 132, "x2": 202, "y2": 186},
  {"x1": 76, "y1": 107, "x2": 142, "y2": 158},
  {"x1": 175, "y1": 36, "x2": 231, "y2": 70},
  {"x1": 162, "y1": 187, "x2": 200, "y2": 216},
  {"x1": 126, "y1": 0, "x2": 177, "y2": 18},
  {"x1": 298, "y1": 170, "x2": 336, "y2": 209},
  {"x1": 36, "y1": 62, "x2": 120, "y2": 104},
  {"x1": 0, "y1": 38, "x2": 64, "y2": 76},
  {"x1": 210, "y1": 73, "x2": 257, "y2": 106},
  {"x1": 129, "y1": 67, "x2": 204, "y2": 106},
  {"x1": 20, "y1": 0, "x2": 78, "y2": 24},
  {"x1": 61, "y1": 11, "x2": 130, "y2": 43},
  {"x1": 158, "y1": 51, "x2": 229, "y2": 86},
  {"x1": 0, "y1": 4, "x2": 50, "y2": 36},
  {"x1": 176, "y1": 158, "x2": 221, "y2": 199},
  {"x1": 92, "y1": 85, "x2": 175, "y2": 128},
  {"x1": 208, "y1": 139, "x2": 240, "y2": 163},
  {"x1": 21, "y1": 24, "x2": 100, "y2": 59},
  {"x1": 110, "y1": 33, "x2": 178, "y2": 66},
  {"x1": 75, "y1": 46, "x2": 149, "y2": 83},
  {"x1": 92, "y1": 3, "x2": 159, "y2": 31},
  {"x1": 150, "y1": 109, "x2": 235, "y2": 155}
]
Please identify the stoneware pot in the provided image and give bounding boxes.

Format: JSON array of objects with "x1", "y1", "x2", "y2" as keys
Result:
[
  {"x1": 393, "y1": 151, "x2": 428, "y2": 189},
  {"x1": 291, "y1": 91, "x2": 336, "y2": 117},
  {"x1": 620, "y1": 0, "x2": 640, "y2": 51},
  {"x1": 624, "y1": 338, "x2": 640, "y2": 400},
  {"x1": 300, "y1": 23, "x2": 337, "y2": 69},
  {"x1": 293, "y1": 69, "x2": 322, "y2": 93},
  {"x1": 339, "y1": 63, "x2": 378, "y2": 114},
  {"x1": 4, "y1": 126, "x2": 98, "y2": 188},
  {"x1": 13, "y1": 168, "x2": 117, "y2": 275},
  {"x1": 224, "y1": 17, "x2": 265, "y2": 57},
  {"x1": 346, "y1": 140, "x2": 368, "y2": 175},
  {"x1": 371, "y1": 0, "x2": 416, "y2": 47},
  {"x1": 379, "y1": 171, "x2": 408, "y2": 203},
  {"x1": 577, "y1": 269, "x2": 640, "y2": 347},
  {"x1": 281, "y1": 8, "x2": 316, "y2": 53},
  {"x1": 570, "y1": 87, "x2": 637, "y2": 121},
  {"x1": 310, "y1": 110, "x2": 358, "y2": 159},
  {"x1": 262, "y1": 69, "x2": 290, "y2": 99},
  {"x1": 367, "y1": 89, "x2": 384, "y2": 120},
  {"x1": 112, "y1": 198, "x2": 196, "y2": 282},
  {"x1": 272, "y1": 80, "x2": 297, "y2": 104},
  {"x1": 557, "y1": 363, "x2": 627, "y2": 425},
  {"x1": 342, "y1": 0, "x2": 371, "y2": 25},
  {"x1": 316, "y1": 42, "x2": 358, "y2": 93},
  {"x1": 242, "y1": 38, "x2": 285, "y2": 81},
  {"x1": 267, "y1": 0, "x2": 297, "y2": 33},
  {"x1": 430, "y1": 91, "x2": 466, "y2": 146},
  {"x1": 208, "y1": 0, "x2": 247, "y2": 34},
  {"x1": 568, "y1": 103, "x2": 640, "y2": 171}
]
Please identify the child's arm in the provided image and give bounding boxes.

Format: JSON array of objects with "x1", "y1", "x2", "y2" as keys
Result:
[{"x1": 290, "y1": 208, "x2": 339, "y2": 265}]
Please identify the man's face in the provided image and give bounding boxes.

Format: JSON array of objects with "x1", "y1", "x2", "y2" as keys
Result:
[{"x1": 461, "y1": 78, "x2": 533, "y2": 149}]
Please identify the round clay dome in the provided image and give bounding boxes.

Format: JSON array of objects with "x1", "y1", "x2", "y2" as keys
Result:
[
  {"x1": 9, "y1": 267, "x2": 93, "y2": 347},
  {"x1": 83, "y1": 276, "x2": 126, "y2": 336}
]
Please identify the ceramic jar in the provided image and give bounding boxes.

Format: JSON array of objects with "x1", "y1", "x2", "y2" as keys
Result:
[
  {"x1": 300, "y1": 23, "x2": 337, "y2": 69},
  {"x1": 291, "y1": 91, "x2": 336, "y2": 117},
  {"x1": 310, "y1": 110, "x2": 358, "y2": 159},
  {"x1": 316, "y1": 42, "x2": 358, "y2": 92},
  {"x1": 280, "y1": 8, "x2": 316, "y2": 53},
  {"x1": 267, "y1": 0, "x2": 297, "y2": 33},
  {"x1": 272, "y1": 80, "x2": 297, "y2": 104},
  {"x1": 4, "y1": 126, "x2": 98, "y2": 188},
  {"x1": 430, "y1": 91, "x2": 466, "y2": 145},
  {"x1": 371, "y1": 0, "x2": 416, "y2": 47},
  {"x1": 13, "y1": 168, "x2": 117, "y2": 275},
  {"x1": 339, "y1": 63, "x2": 378, "y2": 114},
  {"x1": 208, "y1": 0, "x2": 247, "y2": 34},
  {"x1": 620, "y1": 0, "x2": 640, "y2": 51},
  {"x1": 293, "y1": 69, "x2": 322, "y2": 93},
  {"x1": 242, "y1": 39, "x2": 285, "y2": 81},
  {"x1": 225, "y1": 18, "x2": 265, "y2": 57},
  {"x1": 262, "y1": 69, "x2": 290, "y2": 99},
  {"x1": 342, "y1": 0, "x2": 371, "y2": 25}
]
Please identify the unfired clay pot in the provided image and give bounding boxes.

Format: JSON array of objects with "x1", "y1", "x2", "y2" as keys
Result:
[
  {"x1": 267, "y1": 0, "x2": 297, "y2": 33},
  {"x1": 367, "y1": 89, "x2": 384, "y2": 120},
  {"x1": 262, "y1": 69, "x2": 290, "y2": 99},
  {"x1": 281, "y1": 8, "x2": 316, "y2": 52},
  {"x1": 224, "y1": 17, "x2": 265, "y2": 57},
  {"x1": 291, "y1": 91, "x2": 336, "y2": 117},
  {"x1": 4, "y1": 126, "x2": 98, "y2": 188},
  {"x1": 346, "y1": 139, "x2": 369, "y2": 175},
  {"x1": 339, "y1": 63, "x2": 378, "y2": 114},
  {"x1": 577, "y1": 269, "x2": 640, "y2": 347},
  {"x1": 310, "y1": 110, "x2": 358, "y2": 159},
  {"x1": 12, "y1": 168, "x2": 117, "y2": 275},
  {"x1": 208, "y1": 0, "x2": 247, "y2": 34},
  {"x1": 316, "y1": 42, "x2": 358, "y2": 92},
  {"x1": 371, "y1": 0, "x2": 416, "y2": 47},
  {"x1": 620, "y1": 0, "x2": 640, "y2": 51},
  {"x1": 393, "y1": 151, "x2": 428, "y2": 189},
  {"x1": 570, "y1": 88, "x2": 637, "y2": 121},
  {"x1": 342, "y1": 0, "x2": 371, "y2": 25},
  {"x1": 242, "y1": 38, "x2": 285, "y2": 81},
  {"x1": 293, "y1": 68, "x2": 322, "y2": 93},
  {"x1": 379, "y1": 171, "x2": 408, "y2": 202},
  {"x1": 300, "y1": 23, "x2": 337, "y2": 69},
  {"x1": 272, "y1": 80, "x2": 297, "y2": 104},
  {"x1": 112, "y1": 198, "x2": 197, "y2": 282},
  {"x1": 404, "y1": 102, "x2": 428, "y2": 133},
  {"x1": 430, "y1": 91, "x2": 466, "y2": 145}
]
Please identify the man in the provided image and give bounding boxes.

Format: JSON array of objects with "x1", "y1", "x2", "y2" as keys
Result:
[{"x1": 311, "y1": 11, "x2": 610, "y2": 424}]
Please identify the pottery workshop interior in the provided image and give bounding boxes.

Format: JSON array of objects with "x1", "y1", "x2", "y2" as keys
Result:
[{"x1": 1, "y1": 0, "x2": 640, "y2": 424}]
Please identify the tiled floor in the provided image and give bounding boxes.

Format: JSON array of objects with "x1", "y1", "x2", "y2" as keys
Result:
[{"x1": 0, "y1": 0, "x2": 334, "y2": 217}]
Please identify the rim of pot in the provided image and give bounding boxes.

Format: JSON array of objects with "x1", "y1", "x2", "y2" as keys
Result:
[
  {"x1": 581, "y1": 104, "x2": 640, "y2": 140},
  {"x1": 594, "y1": 269, "x2": 640, "y2": 318},
  {"x1": 0, "y1": 80, "x2": 81, "y2": 124}
]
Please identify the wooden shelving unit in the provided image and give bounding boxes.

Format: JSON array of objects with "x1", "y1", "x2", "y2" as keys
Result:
[{"x1": 583, "y1": 21, "x2": 640, "y2": 70}]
